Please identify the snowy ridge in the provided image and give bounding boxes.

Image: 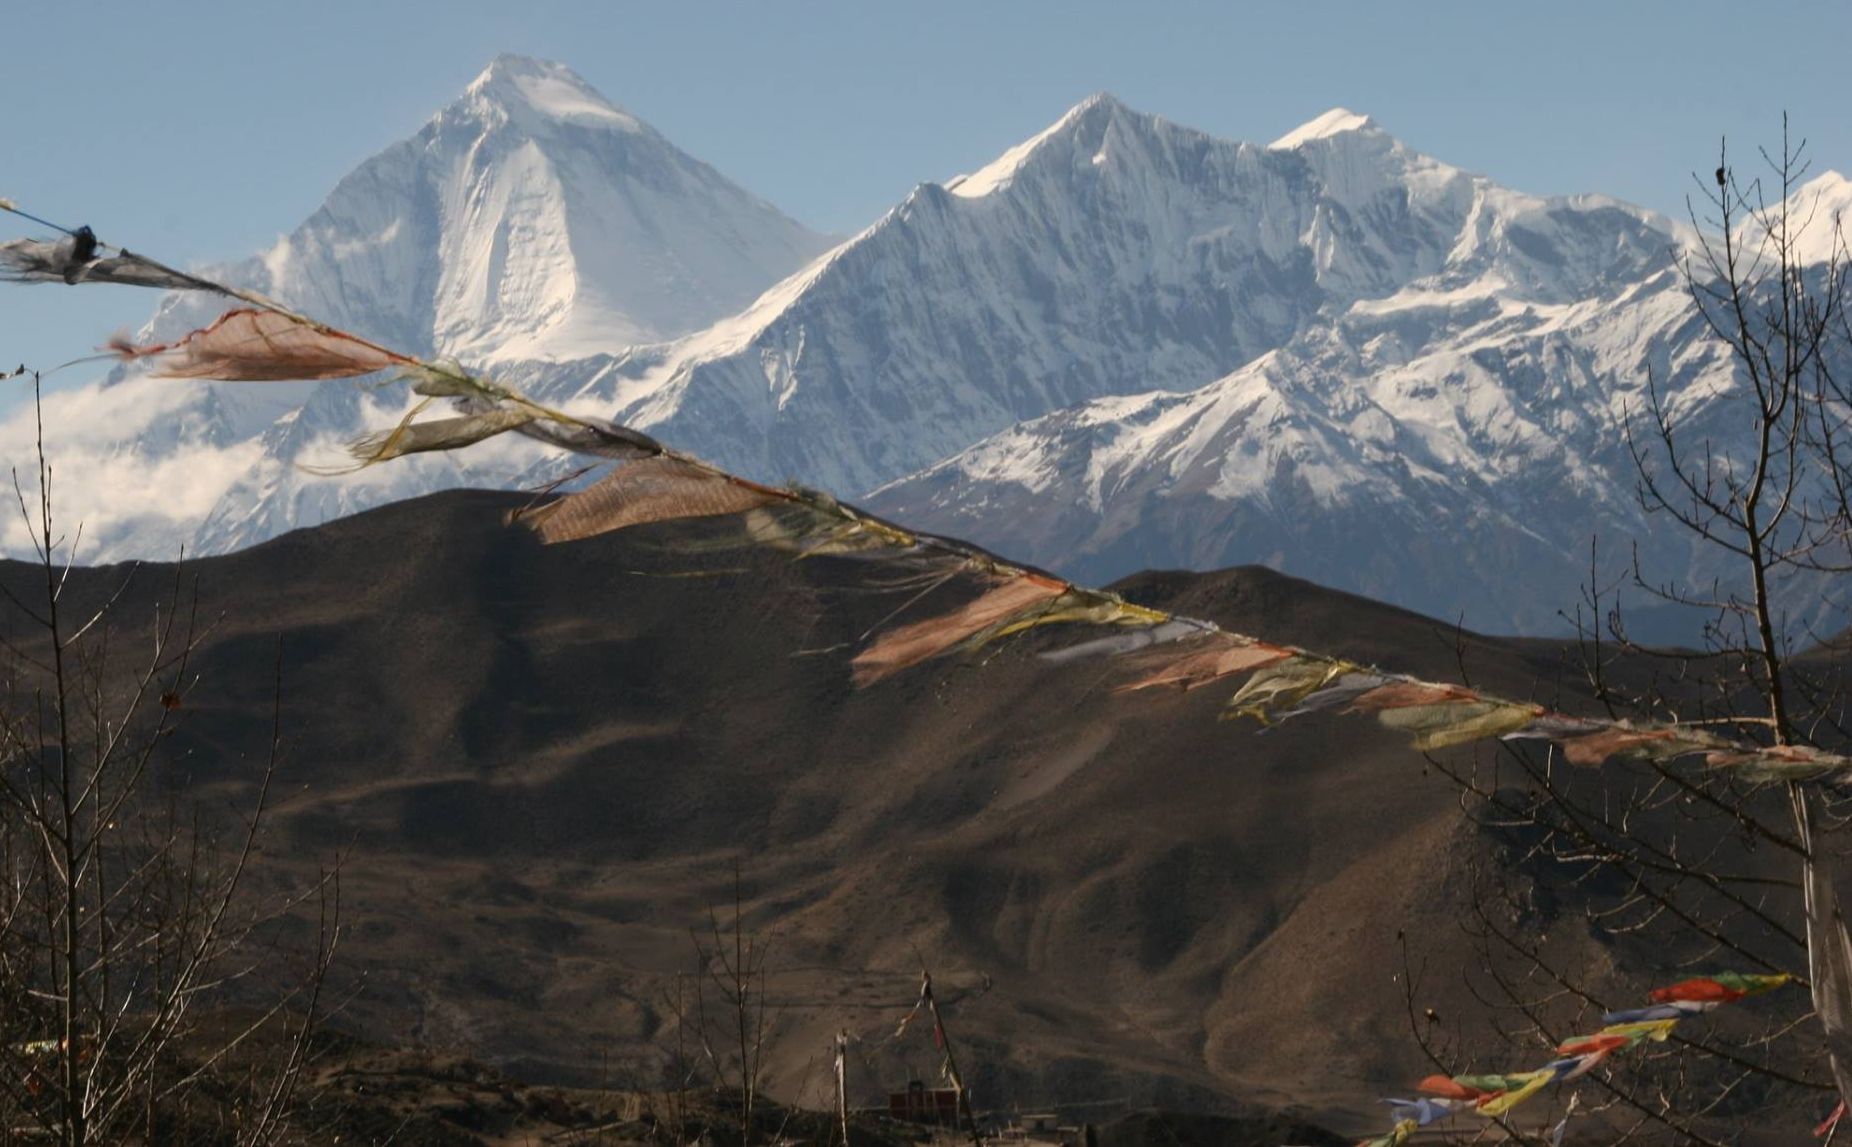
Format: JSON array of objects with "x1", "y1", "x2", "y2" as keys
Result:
[
  {"x1": 525, "y1": 93, "x2": 1681, "y2": 503},
  {"x1": 4, "y1": 76, "x2": 1847, "y2": 635},
  {"x1": 866, "y1": 182, "x2": 1848, "y2": 632},
  {"x1": 1269, "y1": 107, "x2": 1374, "y2": 150}
]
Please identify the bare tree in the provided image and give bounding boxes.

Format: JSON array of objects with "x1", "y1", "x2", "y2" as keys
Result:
[
  {"x1": 0, "y1": 377, "x2": 339, "y2": 1146},
  {"x1": 688, "y1": 864, "x2": 772, "y2": 1147},
  {"x1": 1404, "y1": 124, "x2": 1852, "y2": 1142}
]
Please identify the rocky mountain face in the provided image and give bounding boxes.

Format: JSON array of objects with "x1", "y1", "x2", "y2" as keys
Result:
[
  {"x1": 866, "y1": 162, "x2": 1852, "y2": 633},
  {"x1": 5, "y1": 60, "x2": 1848, "y2": 634}
]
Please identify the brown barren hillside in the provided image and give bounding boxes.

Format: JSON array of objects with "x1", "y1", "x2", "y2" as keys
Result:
[{"x1": 0, "y1": 490, "x2": 1816, "y2": 1138}]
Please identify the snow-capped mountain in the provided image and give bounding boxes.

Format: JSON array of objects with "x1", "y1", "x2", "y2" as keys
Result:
[
  {"x1": 198, "y1": 90, "x2": 1688, "y2": 551},
  {"x1": 563, "y1": 96, "x2": 1686, "y2": 498},
  {"x1": 150, "y1": 55, "x2": 832, "y2": 366},
  {"x1": 0, "y1": 56, "x2": 832, "y2": 557},
  {"x1": 6, "y1": 71, "x2": 1846, "y2": 636},
  {"x1": 129, "y1": 54, "x2": 832, "y2": 443},
  {"x1": 867, "y1": 138, "x2": 1852, "y2": 633}
]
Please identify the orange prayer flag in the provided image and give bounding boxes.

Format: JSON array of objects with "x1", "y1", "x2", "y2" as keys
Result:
[
  {"x1": 851, "y1": 575, "x2": 1066, "y2": 686},
  {"x1": 110, "y1": 308, "x2": 411, "y2": 380},
  {"x1": 1112, "y1": 634, "x2": 1291, "y2": 694},
  {"x1": 513, "y1": 457, "x2": 783, "y2": 544}
]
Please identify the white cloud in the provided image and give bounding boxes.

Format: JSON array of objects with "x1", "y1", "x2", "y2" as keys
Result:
[{"x1": 0, "y1": 377, "x2": 262, "y2": 562}]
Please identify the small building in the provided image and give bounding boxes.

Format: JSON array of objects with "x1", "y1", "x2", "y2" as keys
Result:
[{"x1": 889, "y1": 1079, "x2": 961, "y2": 1124}]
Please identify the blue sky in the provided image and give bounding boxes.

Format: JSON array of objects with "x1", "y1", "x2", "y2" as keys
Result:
[{"x1": 3, "y1": 0, "x2": 1849, "y2": 401}]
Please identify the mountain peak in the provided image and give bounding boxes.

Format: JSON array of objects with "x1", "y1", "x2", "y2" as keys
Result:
[
  {"x1": 947, "y1": 91, "x2": 1144, "y2": 198},
  {"x1": 463, "y1": 54, "x2": 644, "y2": 133},
  {"x1": 1270, "y1": 107, "x2": 1379, "y2": 149},
  {"x1": 1068, "y1": 90, "x2": 1128, "y2": 118}
]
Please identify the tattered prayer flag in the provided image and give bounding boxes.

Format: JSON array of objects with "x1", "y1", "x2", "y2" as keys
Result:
[
  {"x1": 1347, "y1": 681, "x2": 1478, "y2": 712},
  {"x1": 1555, "y1": 726, "x2": 1727, "y2": 768},
  {"x1": 1544, "y1": 1054, "x2": 1593, "y2": 1080},
  {"x1": 738, "y1": 504, "x2": 916, "y2": 559},
  {"x1": 339, "y1": 406, "x2": 540, "y2": 469},
  {"x1": 512, "y1": 415, "x2": 664, "y2": 462},
  {"x1": 1411, "y1": 1069, "x2": 1555, "y2": 1119},
  {"x1": 1592, "y1": 1019, "x2": 1679, "y2": 1046},
  {"x1": 1416, "y1": 1070, "x2": 1552, "y2": 1108},
  {"x1": 1383, "y1": 1096, "x2": 1467, "y2": 1127},
  {"x1": 1353, "y1": 683, "x2": 1547, "y2": 749},
  {"x1": 1412, "y1": 1075, "x2": 1485, "y2": 1101},
  {"x1": 1473, "y1": 1069, "x2": 1554, "y2": 1116},
  {"x1": 1356, "y1": 1118, "x2": 1417, "y2": 1147},
  {"x1": 894, "y1": 973, "x2": 932, "y2": 1039},
  {"x1": 514, "y1": 456, "x2": 782, "y2": 545},
  {"x1": 1648, "y1": 972, "x2": 1791, "y2": 1005},
  {"x1": 1273, "y1": 671, "x2": 1393, "y2": 722},
  {"x1": 1039, "y1": 618, "x2": 1204, "y2": 665},
  {"x1": 1500, "y1": 713, "x2": 1609, "y2": 743},
  {"x1": 1, "y1": 229, "x2": 217, "y2": 291},
  {"x1": 1602, "y1": 1021, "x2": 1669, "y2": 1045},
  {"x1": 111, "y1": 309, "x2": 410, "y2": 380},
  {"x1": 1600, "y1": 1001, "x2": 1710, "y2": 1024},
  {"x1": 852, "y1": 576, "x2": 1066, "y2": 686},
  {"x1": 970, "y1": 591, "x2": 1166, "y2": 649},
  {"x1": 1706, "y1": 743, "x2": 1851, "y2": 782},
  {"x1": 1373, "y1": 699, "x2": 1542, "y2": 752},
  {"x1": 1545, "y1": 1050, "x2": 1611, "y2": 1082},
  {"x1": 1556, "y1": 1032, "x2": 1632, "y2": 1059},
  {"x1": 1224, "y1": 657, "x2": 1357, "y2": 724},
  {"x1": 1112, "y1": 634, "x2": 1291, "y2": 694}
]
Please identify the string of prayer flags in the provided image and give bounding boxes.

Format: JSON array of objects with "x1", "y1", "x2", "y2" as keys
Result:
[
  {"x1": 12, "y1": 197, "x2": 1852, "y2": 796},
  {"x1": 1356, "y1": 974, "x2": 1791, "y2": 1145},
  {"x1": 109, "y1": 308, "x2": 413, "y2": 381}
]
